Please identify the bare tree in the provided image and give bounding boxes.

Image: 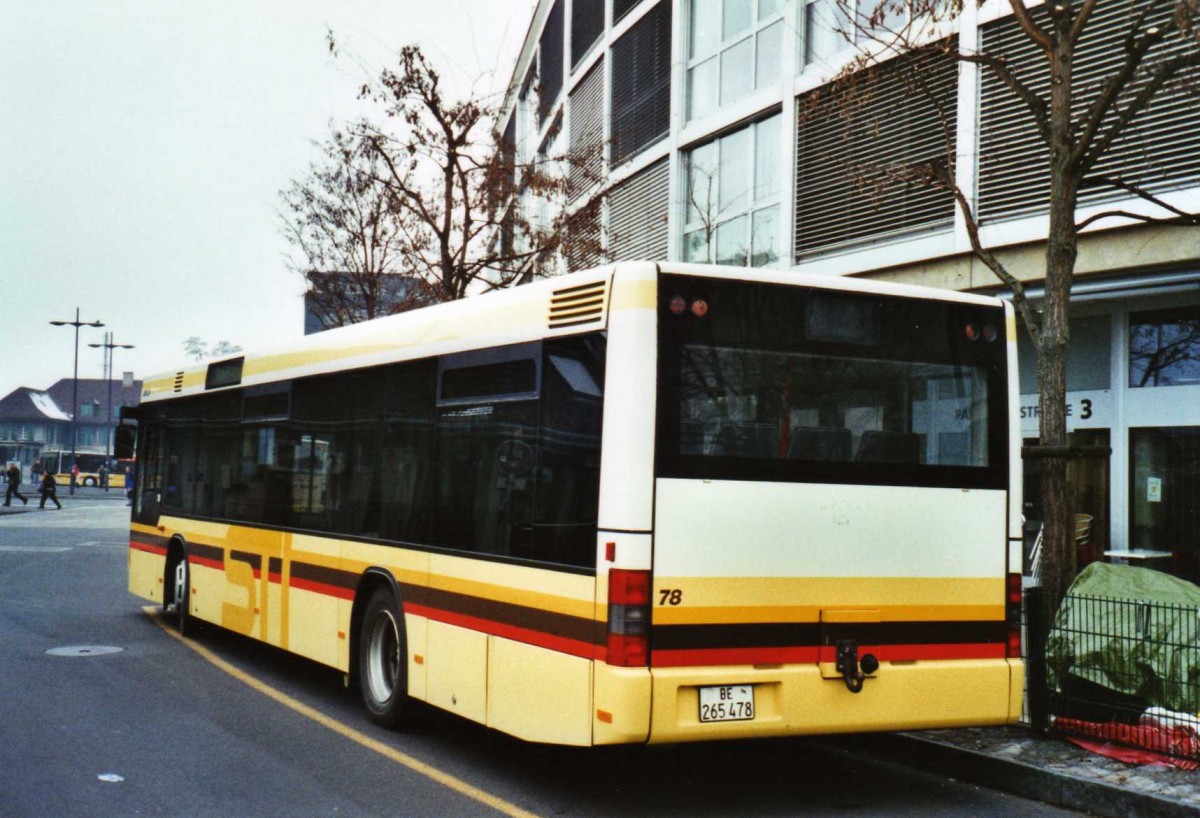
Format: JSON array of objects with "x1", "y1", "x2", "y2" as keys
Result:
[
  {"x1": 344, "y1": 42, "x2": 604, "y2": 303},
  {"x1": 182, "y1": 338, "x2": 242, "y2": 361},
  {"x1": 279, "y1": 127, "x2": 430, "y2": 331},
  {"x1": 182, "y1": 337, "x2": 207, "y2": 362},
  {"x1": 813, "y1": 0, "x2": 1200, "y2": 597}
]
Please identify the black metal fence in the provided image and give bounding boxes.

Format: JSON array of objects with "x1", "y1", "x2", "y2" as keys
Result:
[{"x1": 1025, "y1": 587, "x2": 1200, "y2": 764}]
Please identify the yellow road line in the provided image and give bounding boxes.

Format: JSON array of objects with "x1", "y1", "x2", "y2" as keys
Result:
[{"x1": 144, "y1": 607, "x2": 540, "y2": 818}]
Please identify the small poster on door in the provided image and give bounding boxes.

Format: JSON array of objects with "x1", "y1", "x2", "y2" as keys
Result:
[{"x1": 1147, "y1": 476, "x2": 1162, "y2": 503}]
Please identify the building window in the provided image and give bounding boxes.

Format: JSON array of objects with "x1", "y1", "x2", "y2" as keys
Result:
[
  {"x1": 613, "y1": 0, "x2": 641, "y2": 24},
  {"x1": 571, "y1": 0, "x2": 604, "y2": 68},
  {"x1": 1130, "y1": 306, "x2": 1200, "y2": 388},
  {"x1": 538, "y1": 0, "x2": 565, "y2": 123},
  {"x1": 1130, "y1": 427, "x2": 1200, "y2": 566},
  {"x1": 803, "y1": 0, "x2": 849, "y2": 67},
  {"x1": 687, "y1": 0, "x2": 784, "y2": 120},
  {"x1": 1017, "y1": 315, "x2": 1112, "y2": 395},
  {"x1": 610, "y1": 0, "x2": 672, "y2": 164},
  {"x1": 683, "y1": 113, "x2": 781, "y2": 266},
  {"x1": 79, "y1": 402, "x2": 95, "y2": 418},
  {"x1": 803, "y1": 0, "x2": 909, "y2": 69}
]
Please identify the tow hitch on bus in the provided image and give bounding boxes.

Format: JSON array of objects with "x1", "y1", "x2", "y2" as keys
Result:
[{"x1": 835, "y1": 640, "x2": 879, "y2": 693}]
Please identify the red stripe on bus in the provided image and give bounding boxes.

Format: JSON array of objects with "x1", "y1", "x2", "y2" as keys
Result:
[
  {"x1": 290, "y1": 576, "x2": 355, "y2": 601},
  {"x1": 652, "y1": 646, "x2": 822, "y2": 667},
  {"x1": 249, "y1": 569, "x2": 284, "y2": 585},
  {"x1": 129, "y1": 540, "x2": 167, "y2": 557},
  {"x1": 191, "y1": 555, "x2": 224, "y2": 572},
  {"x1": 404, "y1": 602, "x2": 598, "y2": 661},
  {"x1": 885, "y1": 643, "x2": 1006, "y2": 661}
]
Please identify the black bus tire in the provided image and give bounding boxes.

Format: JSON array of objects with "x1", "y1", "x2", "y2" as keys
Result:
[
  {"x1": 358, "y1": 586, "x2": 410, "y2": 729},
  {"x1": 176, "y1": 554, "x2": 197, "y2": 638}
]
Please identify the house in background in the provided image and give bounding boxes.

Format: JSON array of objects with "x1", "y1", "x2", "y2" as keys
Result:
[
  {"x1": 499, "y1": 0, "x2": 1200, "y2": 571},
  {"x1": 0, "y1": 377, "x2": 142, "y2": 473}
]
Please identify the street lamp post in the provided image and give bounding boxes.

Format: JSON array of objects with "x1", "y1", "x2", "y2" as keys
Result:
[
  {"x1": 50, "y1": 309, "x2": 105, "y2": 495},
  {"x1": 88, "y1": 332, "x2": 135, "y2": 490}
]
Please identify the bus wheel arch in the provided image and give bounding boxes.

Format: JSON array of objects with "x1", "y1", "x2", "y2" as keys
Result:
[{"x1": 351, "y1": 571, "x2": 411, "y2": 729}]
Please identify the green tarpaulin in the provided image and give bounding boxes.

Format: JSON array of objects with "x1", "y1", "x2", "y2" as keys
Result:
[{"x1": 1046, "y1": 562, "x2": 1200, "y2": 713}]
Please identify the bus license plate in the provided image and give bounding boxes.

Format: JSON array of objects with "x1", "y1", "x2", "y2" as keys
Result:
[{"x1": 699, "y1": 685, "x2": 755, "y2": 723}]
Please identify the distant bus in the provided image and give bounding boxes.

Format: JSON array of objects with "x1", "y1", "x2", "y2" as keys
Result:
[
  {"x1": 124, "y1": 261, "x2": 1023, "y2": 746},
  {"x1": 41, "y1": 450, "x2": 128, "y2": 488}
]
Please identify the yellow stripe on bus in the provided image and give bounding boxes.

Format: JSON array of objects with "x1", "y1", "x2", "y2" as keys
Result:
[{"x1": 647, "y1": 576, "x2": 1005, "y2": 625}]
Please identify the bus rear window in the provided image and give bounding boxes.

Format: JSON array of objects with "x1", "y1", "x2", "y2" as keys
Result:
[{"x1": 656, "y1": 276, "x2": 1009, "y2": 489}]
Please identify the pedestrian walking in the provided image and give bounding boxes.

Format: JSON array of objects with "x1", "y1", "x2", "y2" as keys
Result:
[
  {"x1": 99, "y1": 462, "x2": 109, "y2": 491},
  {"x1": 30, "y1": 460, "x2": 42, "y2": 486},
  {"x1": 125, "y1": 466, "x2": 136, "y2": 506},
  {"x1": 4, "y1": 463, "x2": 28, "y2": 506},
  {"x1": 38, "y1": 471, "x2": 61, "y2": 510},
  {"x1": 71, "y1": 463, "x2": 80, "y2": 489}
]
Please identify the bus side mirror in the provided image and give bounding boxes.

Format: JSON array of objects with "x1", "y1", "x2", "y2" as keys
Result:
[{"x1": 114, "y1": 424, "x2": 136, "y2": 460}]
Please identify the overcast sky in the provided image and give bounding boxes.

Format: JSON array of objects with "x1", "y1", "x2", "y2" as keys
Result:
[{"x1": 0, "y1": 0, "x2": 529, "y2": 401}]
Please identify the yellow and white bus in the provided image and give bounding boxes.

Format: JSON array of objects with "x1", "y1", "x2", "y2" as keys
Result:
[
  {"x1": 41, "y1": 449, "x2": 128, "y2": 489},
  {"x1": 125, "y1": 261, "x2": 1023, "y2": 745}
]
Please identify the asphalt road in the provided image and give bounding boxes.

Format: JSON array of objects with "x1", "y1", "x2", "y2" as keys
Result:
[{"x1": 0, "y1": 501, "x2": 1079, "y2": 817}]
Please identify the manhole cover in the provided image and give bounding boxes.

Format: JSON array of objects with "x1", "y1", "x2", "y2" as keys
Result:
[{"x1": 45, "y1": 645, "x2": 124, "y2": 657}]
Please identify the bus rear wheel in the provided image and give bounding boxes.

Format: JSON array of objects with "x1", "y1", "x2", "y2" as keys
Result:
[{"x1": 358, "y1": 587, "x2": 409, "y2": 729}]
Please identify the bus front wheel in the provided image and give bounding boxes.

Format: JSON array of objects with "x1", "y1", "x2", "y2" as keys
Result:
[
  {"x1": 175, "y1": 554, "x2": 197, "y2": 637},
  {"x1": 358, "y1": 587, "x2": 410, "y2": 729}
]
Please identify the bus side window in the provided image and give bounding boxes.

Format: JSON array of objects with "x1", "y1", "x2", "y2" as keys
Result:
[{"x1": 532, "y1": 336, "x2": 605, "y2": 568}]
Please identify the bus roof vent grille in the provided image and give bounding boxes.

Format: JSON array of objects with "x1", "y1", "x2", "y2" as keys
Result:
[
  {"x1": 548, "y1": 279, "x2": 607, "y2": 330},
  {"x1": 173, "y1": 372, "x2": 185, "y2": 393}
]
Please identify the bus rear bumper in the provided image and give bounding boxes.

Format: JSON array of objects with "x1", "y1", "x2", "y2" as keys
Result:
[{"x1": 645, "y1": 659, "x2": 1024, "y2": 745}]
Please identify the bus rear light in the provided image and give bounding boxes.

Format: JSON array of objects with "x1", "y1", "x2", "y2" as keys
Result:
[
  {"x1": 1006, "y1": 572, "x2": 1023, "y2": 659},
  {"x1": 607, "y1": 569, "x2": 651, "y2": 667}
]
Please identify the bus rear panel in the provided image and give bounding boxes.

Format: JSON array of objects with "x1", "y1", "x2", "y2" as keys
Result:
[{"x1": 636, "y1": 272, "x2": 1021, "y2": 743}]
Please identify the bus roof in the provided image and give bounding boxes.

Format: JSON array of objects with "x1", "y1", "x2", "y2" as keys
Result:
[{"x1": 140, "y1": 261, "x2": 1003, "y2": 403}]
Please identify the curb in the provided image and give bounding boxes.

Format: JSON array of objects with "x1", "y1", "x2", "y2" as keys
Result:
[{"x1": 846, "y1": 732, "x2": 1199, "y2": 818}]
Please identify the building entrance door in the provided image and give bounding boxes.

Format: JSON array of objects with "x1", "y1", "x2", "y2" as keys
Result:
[
  {"x1": 1022, "y1": 429, "x2": 1110, "y2": 575},
  {"x1": 1069, "y1": 429, "x2": 1110, "y2": 570}
]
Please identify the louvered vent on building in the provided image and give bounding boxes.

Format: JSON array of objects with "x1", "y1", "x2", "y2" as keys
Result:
[
  {"x1": 539, "y1": 0, "x2": 565, "y2": 123},
  {"x1": 569, "y1": 58, "x2": 605, "y2": 201},
  {"x1": 609, "y1": 157, "x2": 669, "y2": 261},
  {"x1": 173, "y1": 372, "x2": 185, "y2": 393},
  {"x1": 549, "y1": 279, "x2": 608, "y2": 329},
  {"x1": 571, "y1": 0, "x2": 604, "y2": 68},
  {"x1": 613, "y1": 0, "x2": 641, "y2": 24},
  {"x1": 794, "y1": 46, "x2": 957, "y2": 257},
  {"x1": 565, "y1": 199, "x2": 606, "y2": 271},
  {"x1": 979, "y1": 4, "x2": 1200, "y2": 223},
  {"x1": 610, "y1": 1, "x2": 671, "y2": 165}
]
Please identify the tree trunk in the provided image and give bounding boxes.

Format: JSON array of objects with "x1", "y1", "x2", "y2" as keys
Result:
[{"x1": 1037, "y1": 29, "x2": 1081, "y2": 600}]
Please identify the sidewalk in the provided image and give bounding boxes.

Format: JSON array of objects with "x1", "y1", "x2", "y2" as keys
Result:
[
  {"x1": 0, "y1": 487, "x2": 129, "y2": 514},
  {"x1": 831, "y1": 724, "x2": 1200, "y2": 817}
]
